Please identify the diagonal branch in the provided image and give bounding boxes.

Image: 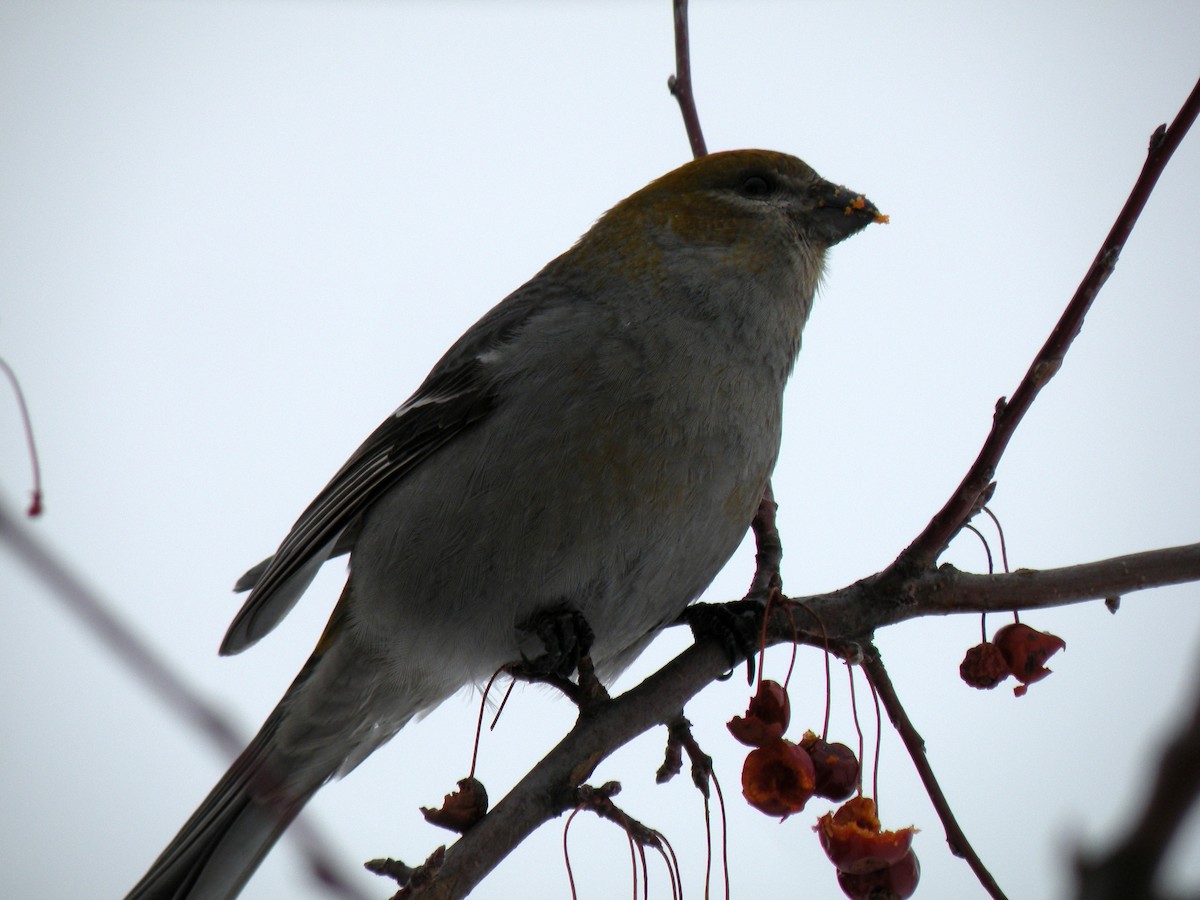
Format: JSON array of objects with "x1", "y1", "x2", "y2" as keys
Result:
[
  {"x1": 895, "y1": 74, "x2": 1200, "y2": 571},
  {"x1": 862, "y1": 644, "x2": 1008, "y2": 900},
  {"x1": 404, "y1": 637, "x2": 735, "y2": 899}
]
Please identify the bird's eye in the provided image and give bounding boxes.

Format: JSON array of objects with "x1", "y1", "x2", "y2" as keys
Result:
[{"x1": 738, "y1": 174, "x2": 774, "y2": 198}]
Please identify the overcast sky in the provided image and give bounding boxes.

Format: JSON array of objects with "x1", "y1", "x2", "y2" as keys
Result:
[{"x1": 3, "y1": 2, "x2": 1200, "y2": 899}]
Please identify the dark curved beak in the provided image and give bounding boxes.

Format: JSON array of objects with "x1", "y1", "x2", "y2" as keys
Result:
[{"x1": 812, "y1": 180, "x2": 887, "y2": 246}]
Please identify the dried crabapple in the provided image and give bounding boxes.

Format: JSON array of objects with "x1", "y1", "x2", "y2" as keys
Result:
[
  {"x1": 741, "y1": 738, "x2": 815, "y2": 819},
  {"x1": 816, "y1": 796, "x2": 917, "y2": 874},
  {"x1": 801, "y1": 730, "x2": 861, "y2": 801},
  {"x1": 727, "y1": 679, "x2": 791, "y2": 748},
  {"x1": 836, "y1": 849, "x2": 920, "y2": 899}
]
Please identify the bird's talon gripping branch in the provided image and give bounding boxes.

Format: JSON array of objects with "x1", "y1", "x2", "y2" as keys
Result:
[
  {"x1": 683, "y1": 599, "x2": 766, "y2": 684},
  {"x1": 515, "y1": 605, "x2": 595, "y2": 680}
]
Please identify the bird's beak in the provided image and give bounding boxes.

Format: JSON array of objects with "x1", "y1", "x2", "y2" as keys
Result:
[{"x1": 811, "y1": 180, "x2": 888, "y2": 246}]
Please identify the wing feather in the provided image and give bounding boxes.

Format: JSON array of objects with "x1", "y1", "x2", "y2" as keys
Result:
[
  {"x1": 220, "y1": 359, "x2": 496, "y2": 654},
  {"x1": 219, "y1": 280, "x2": 560, "y2": 655}
]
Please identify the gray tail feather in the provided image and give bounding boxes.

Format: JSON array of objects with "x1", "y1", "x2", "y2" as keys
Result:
[{"x1": 125, "y1": 710, "x2": 325, "y2": 900}]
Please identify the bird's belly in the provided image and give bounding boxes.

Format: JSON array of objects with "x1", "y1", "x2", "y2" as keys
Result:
[{"x1": 347, "y1": 396, "x2": 778, "y2": 687}]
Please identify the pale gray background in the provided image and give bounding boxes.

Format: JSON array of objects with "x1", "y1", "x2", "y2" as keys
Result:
[{"x1": 2, "y1": 2, "x2": 1199, "y2": 898}]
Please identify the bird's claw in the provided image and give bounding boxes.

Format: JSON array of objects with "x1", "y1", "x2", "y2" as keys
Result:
[
  {"x1": 682, "y1": 599, "x2": 766, "y2": 684},
  {"x1": 514, "y1": 605, "x2": 595, "y2": 679}
]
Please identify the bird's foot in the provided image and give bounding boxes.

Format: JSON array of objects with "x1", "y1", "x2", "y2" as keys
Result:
[
  {"x1": 681, "y1": 598, "x2": 766, "y2": 684},
  {"x1": 515, "y1": 605, "x2": 594, "y2": 678},
  {"x1": 508, "y1": 605, "x2": 607, "y2": 709}
]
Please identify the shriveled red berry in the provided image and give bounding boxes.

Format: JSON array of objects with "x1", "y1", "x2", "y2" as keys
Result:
[
  {"x1": 727, "y1": 679, "x2": 791, "y2": 748},
  {"x1": 741, "y1": 738, "x2": 815, "y2": 819},
  {"x1": 816, "y1": 796, "x2": 917, "y2": 874},
  {"x1": 837, "y1": 849, "x2": 921, "y2": 899},
  {"x1": 959, "y1": 641, "x2": 1011, "y2": 689},
  {"x1": 801, "y1": 731, "x2": 861, "y2": 801},
  {"x1": 993, "y1": 623, "x2": 1066, "y2": 696},
  {"x1": 420, "y1": 777, "x2": 488, "y2": 833}
]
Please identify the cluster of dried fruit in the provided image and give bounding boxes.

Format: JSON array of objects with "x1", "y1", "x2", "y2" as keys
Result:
[
  {"x1": 960, "y1": 622, "x2": 1066, "y2": 696},
  {"x1": 728, "y1": 679, "x2": 918, "y2": 899},
  {"x1": 816, "y1": 796, "x2": 919, "y2": 899}
]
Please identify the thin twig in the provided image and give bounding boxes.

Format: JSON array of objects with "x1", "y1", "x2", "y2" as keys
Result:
[
  {"x1": 896, "y1": 75, "x2": 1200, "y2": 569},
  {"x1": 963, "y1": 523, "x2": 994, "y2": 574},
  {"x1": 471, "y1": 667, "x2": 508, "y2": 777},
  {"x1": 981, "y1": 507, "x2": 1011, "y2": 573},
  {"x1": 861, "y1": 644, "x2": 1009, "y2": 900},
  {"x1": 0, "y1": 357, "x2": 43, "y2": 516},
  {"x1": 667, "y1": 0, "x2": 708, "y2": 159}
]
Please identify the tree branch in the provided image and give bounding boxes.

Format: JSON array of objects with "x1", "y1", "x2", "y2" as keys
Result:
[
  {"x1": 406, "y1": 636, "x2": 733, "y2": 898},
  {"x1": 862, "y1": 645, "x2": 1008, "y2": 900},
  {"x1": 404, "y1": 540, "x2": 1200, "y2": 897},
  {"x1": 787, "y1": 543, "x2": 1200, "y2": 641},
  {"x1": 895, "y1": 74, "x2": 1200, "y2": 571}
]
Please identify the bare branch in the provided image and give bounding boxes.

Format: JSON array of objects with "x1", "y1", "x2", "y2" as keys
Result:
[
  {"x1": 787, "y1": 543, "x2": 1200, "y2": 640},
  {"x1": 404, "y1": 640, "x2": 734, "y2": 899},
  {"x1": 896, "y1": 74, "x2": 1200, "y2": 569},
  {"x1": 862, "y1": 645, "x2": 1009, "y2": 900},
  {"x1": 399, "y1": 538, "x2": 1200, "y2": 898}
]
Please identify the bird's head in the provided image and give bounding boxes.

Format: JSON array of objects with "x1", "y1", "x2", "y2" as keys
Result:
[{"x1": 566, "y1": 149, "x2": 885, "y2": 302}]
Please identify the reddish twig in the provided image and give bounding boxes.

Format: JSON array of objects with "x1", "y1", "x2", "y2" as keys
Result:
[
  {"x1": 861, "y1": 644, "x2": 1008, "y2": 900},
  {"x1": 846, "y1": 660, "x2": 865, "y2": 793},
  {"x1": 490, "y1": 678, "x2": 517, "y2": 730},
  {"x1": 711, "y1": 772, "x2": 731, "y2": 900},
  {"x1": 702, "y1": 789, "x2": 712, "y2": 900},
  {"x1": 791, "y1": 600, "x2": 834, "y2": 739},
  {"x1": 0, "y1": 356, "x2": 43, "y2": 516},
  {"x1": 896, "y1": 74, "x2": 1200, "y2": 570},
  {"x1": 981, "y1": 507, "x2": 1011, "y2": 573},
  {"x1": 471, "y1": 667, "x2": 509, "y2": 777},
  {"x1": 666, "y1": 0, "x2": 708, "y2": 159},
  {"x1": 562, "y1": 806, "x2": 582, "y2": 900},
  {"x1": 868, "y1": 674, "x2": 882, "y2": 809},
  {"x1": 649, "y1": 829, "x2": 682, "y2": 900}
]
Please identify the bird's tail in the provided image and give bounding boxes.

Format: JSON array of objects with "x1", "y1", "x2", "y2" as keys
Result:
[
  {"x1": 125, "y1": 597, "x2": 359, "y2": 900},
  {"x1": 125, "y1": 702, "x2": 327, "y2": 900},
  {"x1": 126, "y1": 588, "x2": 436, "y2": 899}
]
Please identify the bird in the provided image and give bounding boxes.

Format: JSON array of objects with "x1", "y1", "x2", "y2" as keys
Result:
[{"x1": 126, "y1": 148, "x2": 883, "y2": 898}]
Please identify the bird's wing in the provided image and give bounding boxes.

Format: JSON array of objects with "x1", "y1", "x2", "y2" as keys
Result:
[{"x1": 220, "y1": 287, "x2": 552, "y2": 656}]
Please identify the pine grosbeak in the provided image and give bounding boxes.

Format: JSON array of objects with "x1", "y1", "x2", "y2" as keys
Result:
[{"x1": 128, "y1": 149, "x2": 883, "y2": 898}]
